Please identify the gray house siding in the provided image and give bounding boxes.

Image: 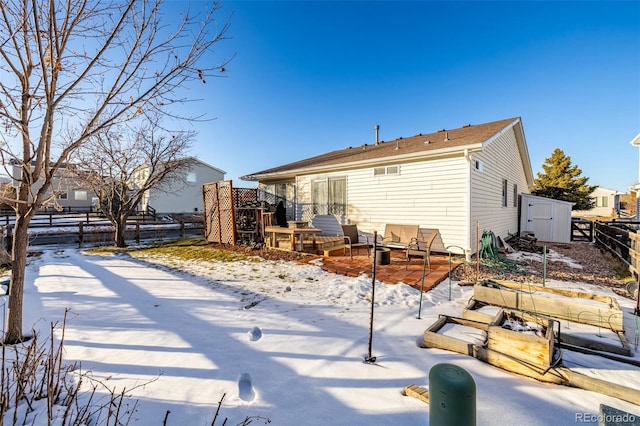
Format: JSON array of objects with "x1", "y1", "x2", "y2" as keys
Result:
[{"x1": 147, "y1": 160, "x2": 225, "y2": 214}]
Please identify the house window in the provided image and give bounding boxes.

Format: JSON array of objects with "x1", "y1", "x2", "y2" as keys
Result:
[
  {"x1": 74, "y1": 190, "x2": 88, "y2": 201},
  {"x1": 187, "y1": 172, "x2": 196, "y2": 183},
  {"x1": 275, "y1": 183, "x2": 287, "y2": 200},
  {"x1": 386, "y1": 165, "x2": 399, "y2": 175},
  {"x1": 58, "y1": 193, "x2": 67, "y2": 200},
  {"x1": 264, "y1": 183, "x2": 288, "y2": 206},
  {"x1": 513, "y1": 184, "x2": 518, "y2": 207},
  {"x1": 597, "y1": 196, "x2": 608, "y2": 208},
  {"x1": 312, "y1": 177, "x2": 346, "y2": 215},
  {"x1": 475, "y1": 160, "x2": 483, "y2": 171},
  {"x1": 374, "y1": 165, "x2": 399, "y2": 176},
  {"x1": 502, "y1": 179, "x2": 508, "y2": 207}
]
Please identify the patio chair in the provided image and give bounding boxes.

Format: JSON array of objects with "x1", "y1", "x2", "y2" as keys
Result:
[
  {"x1": 341, "y1": 224, "x2": 371, "y2": 257},
  {"x1": 405, "y1": 229, "x2": 439, "y2": 271}
]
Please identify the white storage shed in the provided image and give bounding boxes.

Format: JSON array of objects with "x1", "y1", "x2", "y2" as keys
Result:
[{"x1": 519, "y1": 194, "x2": 574, "y2": 243}]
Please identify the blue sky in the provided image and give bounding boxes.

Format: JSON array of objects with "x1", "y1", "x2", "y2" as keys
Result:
[{"x1": 173, "y1": 0, "x2": 640, "y2": 193}]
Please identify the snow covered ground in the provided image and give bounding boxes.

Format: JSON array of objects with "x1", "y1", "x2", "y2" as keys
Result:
[{"x1": 4, "y1": 246, "x2": 640, "y2": 425}]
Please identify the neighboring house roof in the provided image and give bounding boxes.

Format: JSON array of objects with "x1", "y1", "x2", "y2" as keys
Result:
[
  {"x1": 186, "y1": 157, "x2": 227, "y2": 175},
  {"x1": 241, "y1": 117, "x2": 533, "y2": 186},
  {"x1": 135, "y1": 157, "x2": 227, "y2": 176},
  {"x1": 591, "y1": 187, "x2": 619, "y2": 196}
]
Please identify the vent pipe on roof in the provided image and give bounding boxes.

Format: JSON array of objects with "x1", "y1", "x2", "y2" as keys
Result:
[
  {"x1": 444, "y1": 131, "x2": 450, "y2": 141},
  {"x1": 375, "y1": 125, "x2": 380, "y2": 145}
]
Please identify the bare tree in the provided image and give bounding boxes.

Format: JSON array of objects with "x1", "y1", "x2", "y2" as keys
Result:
[
  {"x1": 0, "y1": 0, "x2": 230, "y2": 344},
  {"x1": 76, "y1": 117, "x2": 196, "y2": 247}
]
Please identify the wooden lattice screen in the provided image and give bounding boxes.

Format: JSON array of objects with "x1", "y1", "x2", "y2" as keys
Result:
[{"x1": 203, "y1": 180, "x2": 235, "y2": 244}]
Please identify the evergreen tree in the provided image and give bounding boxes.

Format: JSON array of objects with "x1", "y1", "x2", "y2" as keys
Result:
[{"x1": 533, "y1": 148, "x2": 597, "y2": 210}]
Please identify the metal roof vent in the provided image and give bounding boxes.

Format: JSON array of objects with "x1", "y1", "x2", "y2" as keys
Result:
[{"x1": 444, "y1": 132, "x2": 450, "y2": 141}]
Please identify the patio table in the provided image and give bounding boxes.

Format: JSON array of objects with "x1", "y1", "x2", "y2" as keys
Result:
[{"x1": 264, "y1": 226, "x2": 323, "y2": 251}]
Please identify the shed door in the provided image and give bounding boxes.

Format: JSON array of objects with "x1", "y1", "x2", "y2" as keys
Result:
[{"x1": 527, "y1": 200, "x2": 553, "y2": 242}]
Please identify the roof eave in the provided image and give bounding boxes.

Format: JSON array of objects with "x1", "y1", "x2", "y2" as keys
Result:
[{"x1": 240, "y1": 143, "x2": 485, "y2": 182}]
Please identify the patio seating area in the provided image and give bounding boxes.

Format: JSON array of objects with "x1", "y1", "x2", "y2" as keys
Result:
[
  {"x1": 263, "y1": 216, "x2": 462, "y2": 292},
  {"x1": 316, "y1": 249, "x2": 462, "y2": 293}
]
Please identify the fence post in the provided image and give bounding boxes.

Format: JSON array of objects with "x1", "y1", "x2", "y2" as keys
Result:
[
  {"x1": 78, "y1": 222, "x2": 84, "y2": 248},
  {"x1": 136, "y1": 222, "x2": 140, "y2": 244}
]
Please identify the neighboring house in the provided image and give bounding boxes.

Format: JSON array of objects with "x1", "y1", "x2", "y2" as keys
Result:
[
  {"x1": 7, "y1": 160, "x2": 97, "y2": 211},
  {"x1": 572, "y1": 187, "x2": 620, "y2": 218},
  {"x1": 241, "y1": 117, "x2": 534, "y2": 258},
  {"x1": 139, "y1": 158, "x2": 225, "y2": 215}
]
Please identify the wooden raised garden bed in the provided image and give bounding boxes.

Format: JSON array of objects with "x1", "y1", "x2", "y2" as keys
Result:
[{"x1": 472, "y1": 279, "x2": 624, "y2": 332}]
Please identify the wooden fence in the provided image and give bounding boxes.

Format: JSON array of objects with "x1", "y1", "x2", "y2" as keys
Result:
[
  {"x1": 0, "y1": 207, "x2": 157, "y2": 227},
  {"x1": 2, "y1": 218, "x2": 203, "y2": 250},
  {"x1": 202, "y1": 180, "x2": 283, "y2": 246},
  {"x1": 593, "y1": 221, "x2": 640, "y2": 276}
]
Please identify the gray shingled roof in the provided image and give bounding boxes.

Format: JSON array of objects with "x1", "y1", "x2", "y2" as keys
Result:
[{"x1": 241, "y1": 117, "x2": 521, "y2": 181}]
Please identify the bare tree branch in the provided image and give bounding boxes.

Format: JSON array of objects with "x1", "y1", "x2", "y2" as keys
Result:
[
  {"x1": 0, "y1": 0, "x2": 231, "y2": 343},
  {"x1": 73, "y1": 114, "x2": 197, "y2": 247}
]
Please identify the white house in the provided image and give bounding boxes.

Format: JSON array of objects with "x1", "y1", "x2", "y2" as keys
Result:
[
  {"x1": 241, "y1": 117, "x2": 534, "y2": 257},
  {"x1": 141, "y1": 158, "x2": 225, "y2": 215},
  {"x1": 572, "y1": 187, "x2": 620, "y2": 218}
]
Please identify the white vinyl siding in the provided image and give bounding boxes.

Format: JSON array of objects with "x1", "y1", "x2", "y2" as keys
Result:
[
  {"x1": 296, "y1": 156, "x2": 470, "y2": 254},
  {"x1": 470, "y1": 126, "x2": 529, "y2": 247}
]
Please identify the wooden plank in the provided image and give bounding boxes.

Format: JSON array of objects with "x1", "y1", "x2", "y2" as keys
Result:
[
  {"x1": 487, "y1": 325, "x2": 553, "y2": 368},
  {"x1": 558, "y1": 342, "x2": 640, "y2": 366},
  {"x1": 559, "y1": 333, "x2": 631, "y2": 357},
  {"x1": 423, "y1": 316, "x2": 487, "y2": 356},
  {"x1": 404, "y1": 384, "x2": 430, "y2": 405},
  {"x1": 462, "y1": 299, "x2": 503, "y2": 324},
  {"x1": 491, "y1": 279, "x2": 619, "y2": 306},
  {"x1": 500, "y1": 308, "x2": 631, "y2": 357},
  {"x1": 558, "y1": 367, "x2": 640, "y2": 406},
  {"x1": 474, "y1": 281, "x2": 624, "y2": 331},
  {"x1": 477, "y1": 347, "x2": 567, "y2": 384}
]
